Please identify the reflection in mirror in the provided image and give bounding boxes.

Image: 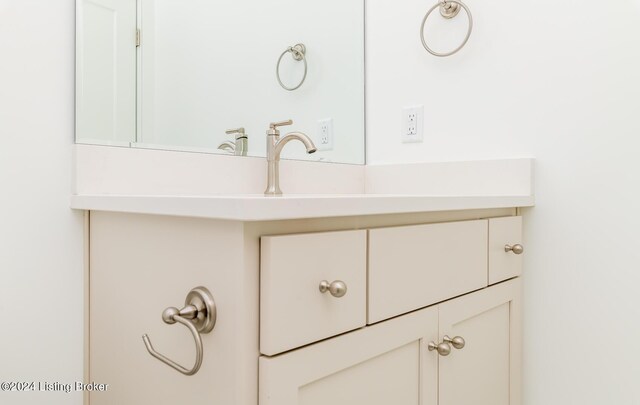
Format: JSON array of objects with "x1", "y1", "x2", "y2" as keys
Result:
[{"x1": 76, "y1": 0, "x2": 365, "y2": 164}]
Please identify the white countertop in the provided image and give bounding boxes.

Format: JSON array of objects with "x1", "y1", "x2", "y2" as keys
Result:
[{"x1": 71, "y1": 194, "x2": 535, "y2": 222}]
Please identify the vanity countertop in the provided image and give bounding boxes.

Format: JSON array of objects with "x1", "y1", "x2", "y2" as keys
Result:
[{"x1": 70, "y1": 194, "x2": 534, "y2": 221}]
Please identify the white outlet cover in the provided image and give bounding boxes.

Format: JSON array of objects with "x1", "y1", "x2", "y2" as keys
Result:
[
  {"x1": 401, "y1": 105, "x2": 424, "y2": 143},
  {"x1": 317, "y1": 118, "x2": 334, "y2": 151}
]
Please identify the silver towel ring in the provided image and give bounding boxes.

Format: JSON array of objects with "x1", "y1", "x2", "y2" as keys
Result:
[
  {"x1": 421, "y1": 0, "x2": 473, "y2": 57},
  {"x1": 276, "y1": 43, "x2": 308, "y2": 91}
]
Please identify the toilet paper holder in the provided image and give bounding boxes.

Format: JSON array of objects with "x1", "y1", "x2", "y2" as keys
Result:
[{"x1": 142, "y1": 286, "x2": 217, "y2": 376}]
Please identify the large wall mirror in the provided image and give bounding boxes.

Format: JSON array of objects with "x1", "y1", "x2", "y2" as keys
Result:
[{"x1": 76, "y1": 0, "x2": 365, "y2": 164}]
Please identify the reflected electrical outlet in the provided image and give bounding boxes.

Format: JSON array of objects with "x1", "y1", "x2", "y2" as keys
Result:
[{"x1": 317, "y1": 118, "x2": 334, "y2": 151}]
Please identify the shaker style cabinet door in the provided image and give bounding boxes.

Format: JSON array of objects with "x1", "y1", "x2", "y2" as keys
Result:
[
  {"x1": 438, "y1": 279, "x2": 522, "y2": 405},
  {"x1": 260, "y1": 305, "x2": 439, "y2": 405}
]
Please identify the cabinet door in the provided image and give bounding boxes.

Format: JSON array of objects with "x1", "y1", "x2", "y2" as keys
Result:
[
  {"x1": 260, "y1": 305, "x2": 439, "y2": 405},
  {"x1": 438, "y1": 279, "x2": 522, "y2": 405}
]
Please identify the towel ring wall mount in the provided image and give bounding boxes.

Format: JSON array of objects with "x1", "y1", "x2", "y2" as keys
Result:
[
  {"x1": 276, "y1": 43, "x2": 308, "y2": 91},
  {"x1": 421, "y1": 0, "x2": 473, "y2": 57}
]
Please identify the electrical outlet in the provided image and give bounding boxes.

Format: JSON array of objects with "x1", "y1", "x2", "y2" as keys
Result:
[
  {"x1": 317, "y1": 118, "x2": 334, "y2": 151},
  {"x1": 402, "y1": 105, "x2": 424, "y2": 143}
]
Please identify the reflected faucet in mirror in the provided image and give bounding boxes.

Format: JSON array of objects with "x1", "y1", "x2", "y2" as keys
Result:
[
  {"x1": 218, "y1": 127, "x2": 248, "y2": 156},
  {"x1": 265, "y1": 120, "x2": 317, "y2": 196}
]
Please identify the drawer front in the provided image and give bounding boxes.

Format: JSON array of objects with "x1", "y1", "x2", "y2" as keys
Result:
[
  {"x1": 261, "y1": 230, "x2": 367, "y2": 356},
  {"x1": 368, "y1": 220, "x2": 488, "y2": 324},
  {"x1": 488, "y1": 216, "x2": 523, "y2": 284}
]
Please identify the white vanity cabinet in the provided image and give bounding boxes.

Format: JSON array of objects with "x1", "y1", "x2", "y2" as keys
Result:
[{"x1": 86, "y1": 208, "x2": 524, "y2": 405}]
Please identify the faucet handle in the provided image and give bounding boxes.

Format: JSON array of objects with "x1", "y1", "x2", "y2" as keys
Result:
[
  {"x1": 225, "y1": 127, "x2": 245, "y2": 136},
  {"x1": 225, "y1": 128, "x2": 247, "y2": 140},
  {"x1": 268, "y1": 120, "x2": 293, "y2": 136},
  {"x1": 270, "y1": 120, "x2": 293, "y2": 129}
]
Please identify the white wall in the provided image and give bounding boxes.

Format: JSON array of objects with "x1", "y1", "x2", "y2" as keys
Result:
[
  {"x1": 367, "y1": 1, "x2": 640, "y2": 403},
  {"x1": 0, "y1": 1, "x2": 84, "y2": 405}
]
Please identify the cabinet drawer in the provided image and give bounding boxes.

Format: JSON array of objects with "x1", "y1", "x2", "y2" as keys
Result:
[
  {"x1": 261, "y1": 230, "x2": 367, "y2": 356},
  {"x1": 368, "y1": 220, "x2": 488, "y2": 323},
  {"x1": 489, "y1": 216, "x2": 523, "y2": 284}
]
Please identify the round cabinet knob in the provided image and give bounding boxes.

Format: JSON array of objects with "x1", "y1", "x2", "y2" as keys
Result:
[
  {"x1": 428, "y1": 341, "x2": 452, "y2": 356},
  {"x1": 505, "y1": 244, "x2": 524, "y2": 255},
  {"x1": 444, "y1": 335, "x2": 466, "y2": 350},
  {"x1": 319, "y1": 280, "x2": 348, "y2": 298}
]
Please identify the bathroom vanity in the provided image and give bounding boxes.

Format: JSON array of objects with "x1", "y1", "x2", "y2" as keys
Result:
[
  {"x1": 74, "y1": 0, "x2": 531, "y2": 402},
  {"x1": 76, "y1": 190, "x2": 529, "y2": 405}
]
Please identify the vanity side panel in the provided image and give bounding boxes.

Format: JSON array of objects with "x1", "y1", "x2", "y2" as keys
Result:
[{"x1": 89, "y1": 212, "x2": 257, "y2": 405}]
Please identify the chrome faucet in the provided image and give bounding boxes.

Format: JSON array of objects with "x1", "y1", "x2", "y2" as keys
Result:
[
  {"x1": 264, "y1": 120, "x2": 317, "y2": 196},
  {"x1": 217, "y1": 127, "x2": 248, "y2": 156}
]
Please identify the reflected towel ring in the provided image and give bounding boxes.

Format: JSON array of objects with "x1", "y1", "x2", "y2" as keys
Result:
[
  {"x1": 276, "y1": 43, "x2": 308, "y2": 91},
  {"x1": 420, "y1": 0, "x2": 473, "y2": 57}
]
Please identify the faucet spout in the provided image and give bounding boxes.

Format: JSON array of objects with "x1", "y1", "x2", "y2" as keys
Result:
[
  {"x1": 274, "y1": 132, "x2": 317, "y2": 156},
  {"x1": 265, "y1": 126, "x2": 318, "y2": 196},
  {"x1": 217, "y1": 141, "x2": 236, "y2": 154}
]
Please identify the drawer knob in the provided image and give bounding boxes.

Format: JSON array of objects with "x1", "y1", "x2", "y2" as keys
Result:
[
  {"x1": 319, "y1": 280, "x2": 348, "y2": 298},
  {"x1": 505, "y1": 244, "x2": 524, "y2": 255},
  {"x1": 428, "y1": 341, "x2": 452, "y2": 356},
  {"x1": 444, "y1": 335, "x2": 466, "y2": 350}
]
